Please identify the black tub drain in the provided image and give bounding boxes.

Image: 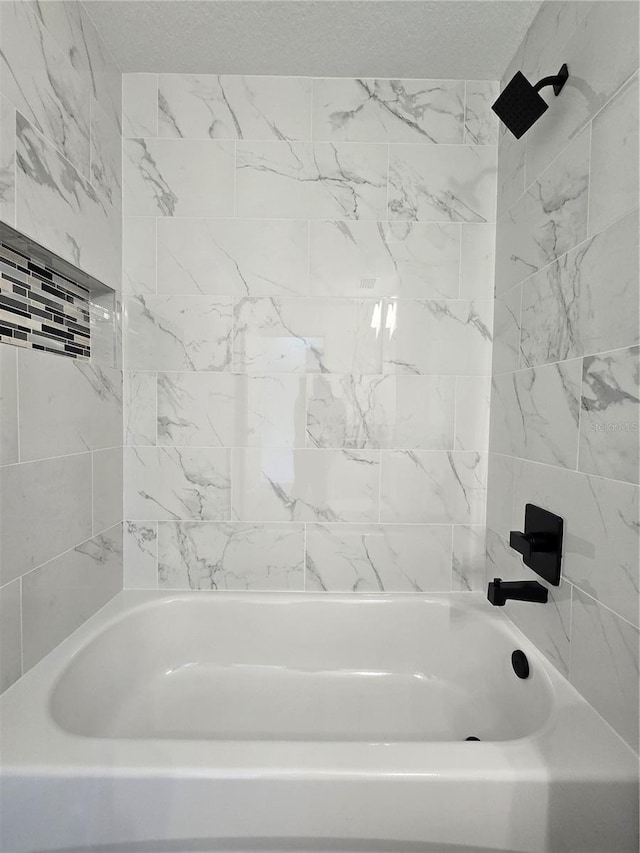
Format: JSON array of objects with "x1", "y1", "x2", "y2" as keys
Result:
[
  {"x1": 512, "y1": 649, "x2": 530, "y2": 679},
  {"x1": 465, "y1": 736, "x2": 480, "y2": 741}
]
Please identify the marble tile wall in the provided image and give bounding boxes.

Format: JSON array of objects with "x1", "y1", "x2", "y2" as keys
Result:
[
  {"x1": 0, "y1": 1, "x2": 124, "y2": 694},
  {"x1": 488, "y1": 1, "x2": 639, "y2": 752},
  {"x1": 122, "y1": 73, "x2": 498, "y2": 596}
]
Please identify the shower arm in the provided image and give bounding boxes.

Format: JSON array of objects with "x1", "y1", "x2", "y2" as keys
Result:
[{"x1": 533, "y1": 63, "x2": 569, "y2": 96}]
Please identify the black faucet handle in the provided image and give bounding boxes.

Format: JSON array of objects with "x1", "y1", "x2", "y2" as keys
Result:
[{"x1": 510, "y1": 530, "x2": 532, "y2": 558}]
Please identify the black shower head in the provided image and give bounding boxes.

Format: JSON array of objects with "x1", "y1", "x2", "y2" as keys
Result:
[{"x1": 492, "y1": 64, "x2": 569, "y2": 139}]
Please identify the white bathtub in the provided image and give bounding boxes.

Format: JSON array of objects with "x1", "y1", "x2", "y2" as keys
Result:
[{"x1": 0, "y1": 591, "x2": 637, "y2": 853}]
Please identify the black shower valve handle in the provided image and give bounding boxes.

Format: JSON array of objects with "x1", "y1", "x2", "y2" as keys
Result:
[{"x1": 509, "y1": 530, "x2": 556, "y2": 559}]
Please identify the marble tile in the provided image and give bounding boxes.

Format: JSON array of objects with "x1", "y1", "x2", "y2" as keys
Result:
[
  {"x1": 125, "y1": 446, "x2": 231, "y2": 521},
  {"x1": 485, "y1": 528, "x2": 572, "y2": 678},
  {"x1": 571, "y1": 588, "x2": 639, "y2": 752},
  {"x1": 0, "y1": 344, "x2": 18, "y2": 465},
  {"x1": 21, "y1": 523, "x2": 122, "y2": 672},
  {"x1": 0, "y1": 0, "x2": 90, "y2": 176},
  {"x1": 489, "y1": 360, "x2": 581, "y2": 468},
  {"x1": 16, "y1": 113, "x2": 120, "y2": 290},
  {"x1": 89, "y1": 97, "x2": 121, "y2": 207},
  {"x1": 309, "y1": 220, "x2": 461, "y2": 299},
  {"x1": 512, "y1": 459, "x2": 639, "y2": 628},
  {"x1": 124, "y1": 520, "x2": 158, "y2": 589},
  {"x1": 157, "y1": 372, "x2": 305, "y2": 448},
  {"x1": 124, "y1": 296, "x2": 233, "y2": 372},
  {"x1": 233, "y1": 297, "x2": 382, "y2": 374},
  {"x1": 89, "y1": 289, "x2": 121, "y2": 369},
  {"x1": 492, "y1": 285, "x2": 521, "y2": 375},
  {"x1": 382, "y1": 299, "x2": 493, "y2": 376},
  {"x1": 525, "y1": 1, "x2": 639, "y2": 186},
  {"x1": 520, "y1": 210, "x2": 639, "y2": 367},
  {"x1": 158, "y1": 75, "x2": 312, "y2": 140},
  {"x1": 123, "y1": 138, "x2": 235, "y2": 217},
  {"x1": 232, "y1": 448, "x2": 379, "y2": 523},
  {"x1": 305, "y1": 523, "x2": 452, "y2": 592},
  {"x1": 452, "y1": 525, "x2": 486, "y2": 591},
  {"x1": 388, "y1": 144, "x2": 497, "y2": 223},
  {"x1": 93, "y1": 447, "x2": 123, "y2": 535},
  {"x1": 0, "y1": 95, "x2": 16, "y2": 226},
  {"x1": 579, "y1": 347, "x2": 639, "y2": 485},
  {"x1": 156, "y1": 218, "x2": 309, "y2": 297},
  {"x1": 454, "y1": 376, "x2": 491, "y2": 452},
  {"x1": 123, "y1": 74, "x2": 158, "y2": 138},
  {"x1": 380, "y1": 450, "x2": 487, "y2": 524},
  {"x1": 124, "y1": 371, "x2": 156, "y2": 446},
  {"x1": 236, "y1": 141, "x2": 387, "y2": 220},
  {"x1": 485, "y1": 452, "x2": 515, "y2": 540},
  {"x1": 0, "y1": 453, "x2": 92, "y2": 584},
  {"x1": 312, "y1": 78, "x2": 465, "y2": 143},
  {"x1": 0, "y1": 577, "x2": 21, "y2": 693},
  {"x1": 464, "y1": 81, "x2": 499, "y2": 145},
  {"x1": 305, "y1": 374, "x2": 455, "y2": 450},
  {"x1": 459, "y1": 223, "x2": 495, "y2": 299},
  {"x1": 496, "y1": 127, "x2": 525, "y2": 220},
  {"x1": 495, "y1": 129, "x2": 590, "y2": 295},
  {"x1": 158, "y1": 521, "x2": 304, "y2": 590},
  {"x1": 17, "y1": 348, "x2": 122, "y2": 461},
  {"x1": 589, "y1": 72, "x2": 639, "y2": 237},
  {"x1": 123, "y1": 217, "x2": 156, "y2": 295}
]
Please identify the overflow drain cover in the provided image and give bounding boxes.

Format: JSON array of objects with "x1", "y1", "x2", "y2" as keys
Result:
[{"x1": 512, "y1": 649, "x2": 530, "y2": 679}]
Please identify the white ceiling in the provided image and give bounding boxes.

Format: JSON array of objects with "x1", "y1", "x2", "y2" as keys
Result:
[{"x1": 84, "y1": 0, "x2": 541, "y2": 80}]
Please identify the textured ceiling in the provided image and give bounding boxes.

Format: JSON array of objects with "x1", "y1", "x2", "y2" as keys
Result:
[{"x1": 84, "y1": 0, "x2": 541, "y2": 79}]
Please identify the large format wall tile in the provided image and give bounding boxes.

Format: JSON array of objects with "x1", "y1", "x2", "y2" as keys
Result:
[
  {"x1": 0, "y1": 453, "x2": 92, "y2": 584},
  {"x1": 21, "y1": 524, "x2": 122, "y2": 672},
  {"x1": 158, "y1": 521, "x2": 304, "y2": 590},
  {"x1": 0, "y1": 95, "x2": 16, "y2": 226},
  {"x1": 312, "y1": 78, "x2": 465, "y2": 143},
  {"x1": 485, "y1": 452, "x2": 515, "y2": 540},
  {"x1": 124, "y1": 296, "x2": 233, "y2": 371},
  {"x1": 388, "y1": 144, "x2": 497, "y2": 223},
  {"x1": 579, "y1": 347, "x2": 639, "y2": 485},
  {"x1": 157, "y1": 372, "x2": 306, "y2": 448},
  {"x1": 382, "y1": 299, "x2": 493, "y2": 376},
  {"x1": 464, "y1": 82, "x2": 499, "y2": 145},
  {"x1": 89, "y1": 97, "x2": 122, "y2": 206},
  {"x1": 122, "y1": 217, "x2": 156, "y2": 295},
  {"x1": 452, "y1": 525, "x2": 486, "y2": 592},
  {"x1": 309, "y1": 221, "x2": 461, "y2": 299},
  {"x1": 232, "y1": 448, "x2": 379, "y2": 522},
  {"x1": 124, "y1": 371, "x2": 156, "y2": 446},
  {"x1": 159, "y1": 75, "x2": 312, "y2": 140},
  {"x1": 459, "y1": 223, "x2": 495, "y2": 299},
  {"x1": 233, "y1": 298, "x2": 382, "y2": 374},
  {"x1": 0, "y1": 577, "x2": 21, "y2": 692},
  {"x1": 156, "y1": 218, "x2": 309, "y2": 297},
  {"x1": 123, "y1": 138, "x2": 234, "y2": 217},
  {"x1": 491, "y1": 285, "x2": 521, "y2": 375},
  {"x1": 236, "y1": 141, "x2": 387, "y2": 220},
  {"x1": 0, "y1": 344, "x2": 18, "y2": 465},
  {"x1": 17, "y1": 349, "x2": 122, "y2": 461},
  {"x1": 455, "y1": 376, "x2": 491, "y2": 452},
  {"x1": 124, "y1": 521, "x2": 158, "y2": 589},
  {"x1": 305, "y1": 523, "x2": 452, "y2": 592},
  {"x1": 125, "y1": 446, "x2": 231, "y2": 521},
  {"x1": 380, "y1": 450, "x2": 487, "y2": 524},
  {"x1": 496, "y1": 126, "x2": 525, "y2": 221},
  {"x1": 93, "y1": 447, "x2": 123, "y2": 535},
  {"x1": 123, "y1": 74, "x2": 158, "y2": 138}
]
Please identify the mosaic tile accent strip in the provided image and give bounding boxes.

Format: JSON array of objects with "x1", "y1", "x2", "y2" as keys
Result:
[{"x1": 0, "y1": 241, "x2": 91, "y2": 359}]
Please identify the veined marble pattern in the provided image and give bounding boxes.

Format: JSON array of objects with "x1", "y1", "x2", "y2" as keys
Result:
[
  {"x1": 233, "y1": 297, "x2": 382, "y2": 374},
  {"x1": 455, "y1": 376, "x2": 491, "y2": 452},
  {"x1": 124, "y1": 296, "x2": 233, "y2": 371},
  {"x1": 158, "y1": 522, "x2": 304, "y2": 590},
  {"x1": 15, "y1": 113, "x2": 120, "y2": 290},
  {"x1": 157, "y1": 372, "x2": 305, "y2": 448},
  {"x1": 494, "y1": 129, "x2": 590, "y2": 295},
  {"x1": 382, "y1": 299, "x2": 493, "y2": 376},
  {"x1": 496, "y1": 127, "x2": 525, "y2": 221},
  {"x1": 464, "y1": 82, "x2": 499, "y2": 145},
  {"x1": 125, "y1": 446, "x2": 231, "y2": 521},
  {"x1": 158, "y1": 75, "x2": 312, "y2": 140},
  {"x1": 124, "y1": 521, "x2": 158, "y2": 589},
  {"x1": 0, "y1": 95, "x2": 15, "y2": 226},
  {"x1": 579, "y1": 347, "x2": 640, "y2": 485},
  {"x1": 589, "y1": 72, "x2": 639, "y2": 237},
  {"x1": 123, "y1": 138, "x2": 234, "y2": 217},
  {"x1": 124, "y1": 371, "x2": 156, "y2": 446},
  {"x1": 388, "y1": 144, "x2": 497, "y2": 223},
  {"x1": 492, "y1": 285, "x2": 521, "y2": 375},
  {"x1": 452, "y1": 525, "x2": 486, "y2": 591},
  {"x1": 459, "y1": 224, "x2": 496, "y2": 299},
  {"x1": 309, "y1": 220, "x2": 461, "y2": 299},
  {"x1": 89, "y1": 97, "x2": 121, "y2": 206},
  {"x1": 380, "y1": 450, "x2": 487, "y2": 524},
  {"x1": 512, "y1": 458, "x2": 640, "y2": 628},
  {"x1": 305, "y1": 374, "x2": 455, "y2": 450},
  {"x1": 0, "y1": 344, "x2": 18, "y2": 465},
  {"x1": 156, "y1": 218, "x2": 309, "y2": 296},
  {"x1": 236, "y1": 141, "x2": 387, "y2": 220},
  {"x1": 305, "y1": 523, "x2": 452, "y2": 592},
  {"x1": 123, "y1": 74, "x2": 158, "y2": 138},
  {"x1": 486, "y1": 452, "x2": 515, "y2": 540},
  {"x1": 490, "y1": 360, "x2": 582, "y2": 468},
  {"x1": 520, "y1": 210, "x2": 640, "y2": 368},
  {"x1": 123, "y1": 217, "x2": 156, "y2": 295},
  {"x1": 0, "y1": 1, "x2": 90, "y2": 176},
  {"x1": 312, "y1": 78, "x2": 465, "y2": 143},
  {"x1": 232, "y1": 448, "x2": 379, "y2": 523}
]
